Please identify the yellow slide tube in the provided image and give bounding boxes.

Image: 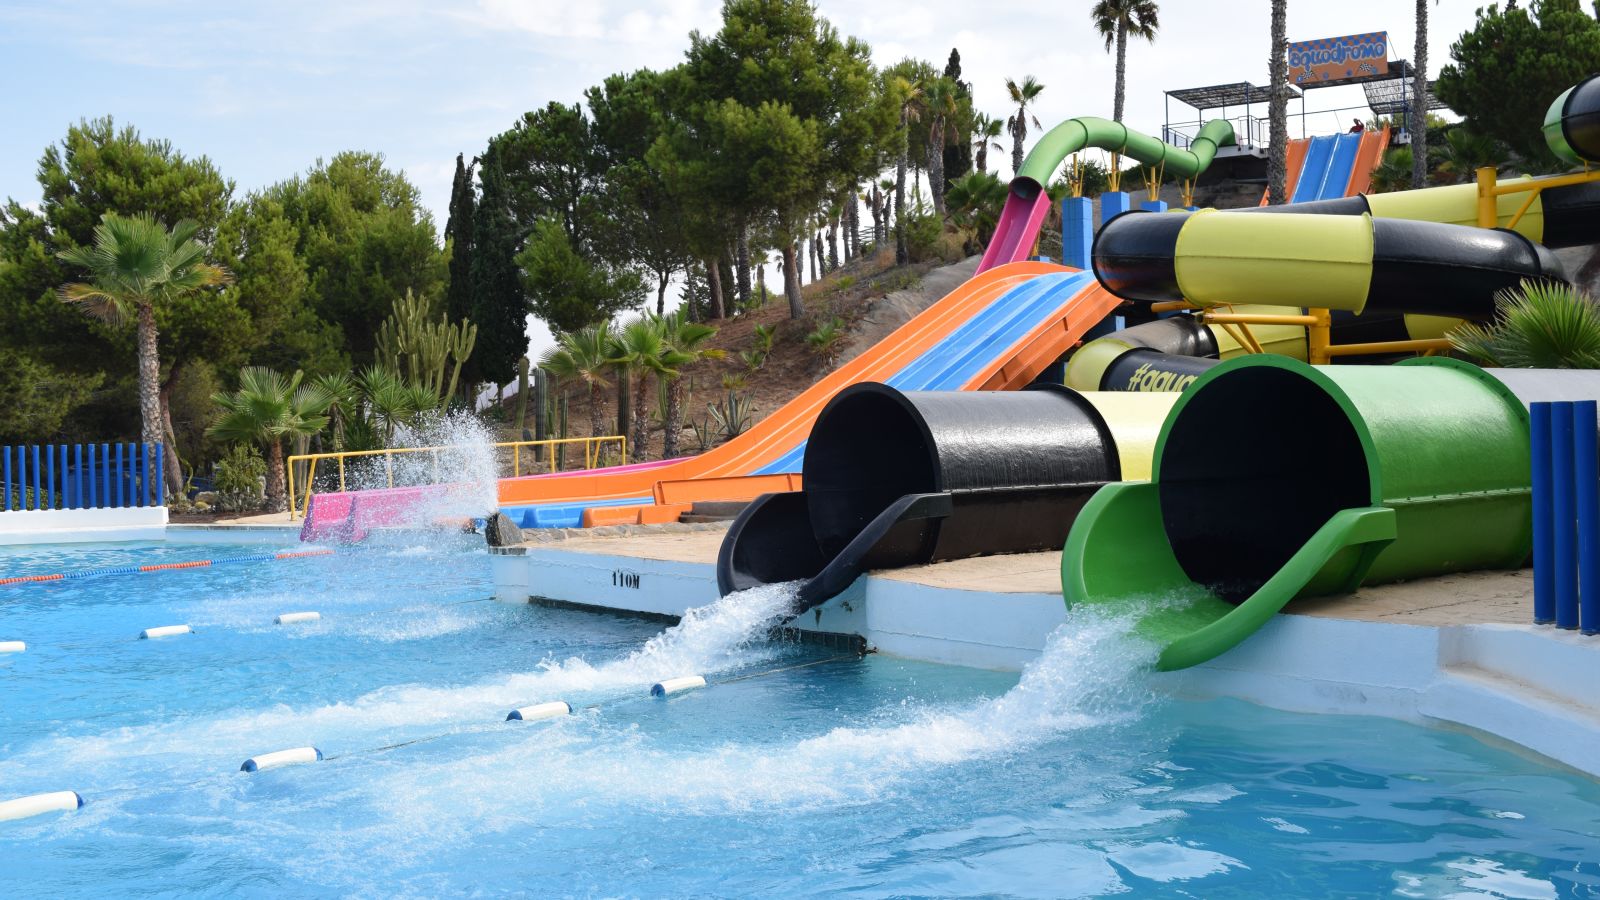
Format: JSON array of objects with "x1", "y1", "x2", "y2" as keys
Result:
[{"x1": 1172, "y1": 210, "x2": 1374, "y2": 312}]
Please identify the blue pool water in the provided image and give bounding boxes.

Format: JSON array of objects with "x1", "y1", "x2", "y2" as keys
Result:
[{"x1": 3, "y1": 539, "x2": 1600, "y2": 897}]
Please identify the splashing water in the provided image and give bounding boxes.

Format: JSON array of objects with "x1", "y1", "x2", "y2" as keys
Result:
[
  {"x1": 380, "y1": 410, "x2": 501, "y2": 524},
  {"x1": 2, "y1": 582, "x2": 802, "y2": 774},
  {"x1": 350, "y1": 604, "x2": 1161, "y2": 819}
]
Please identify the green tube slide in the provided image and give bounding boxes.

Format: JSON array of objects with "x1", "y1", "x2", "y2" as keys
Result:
[
  {"x1": 1061, "y1": 355, "x2": 1532, "y2": 670},
  {"x1": 1018, "y1": 118, "x2": 1235, "y2": 188}
]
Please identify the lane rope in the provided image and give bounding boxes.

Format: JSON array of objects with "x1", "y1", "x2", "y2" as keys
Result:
[{"x1": 0, "y1": 549, "x2": 335, "y2": 586}]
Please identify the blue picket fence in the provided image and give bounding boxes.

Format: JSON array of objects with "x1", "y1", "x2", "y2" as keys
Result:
[{"x1": 1, "y1": 442, "x2": 165, "y2": 512}]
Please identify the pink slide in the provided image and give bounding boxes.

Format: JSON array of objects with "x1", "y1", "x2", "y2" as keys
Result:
[{"x1": 976, "y1": 188, "x2": 1053, "y2": 273}]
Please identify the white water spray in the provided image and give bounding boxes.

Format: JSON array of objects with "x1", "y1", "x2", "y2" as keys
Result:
[{"x1": 4, "y1": 583, "x2": 801, "y2": 772}]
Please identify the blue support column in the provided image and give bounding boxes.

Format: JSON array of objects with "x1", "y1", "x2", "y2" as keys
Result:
[
  {"x1": 138, "y1": 443, "x2": 148, "y2": 507},
  {"x1": 1532, "y1": 403, "x2": 1554, "y2": 623},
  {"x1": 1577, "y1": 401, "x2": 1600, "y2": 635},
  {"x1": 19, "y1": 445, "x2": 31, "y2": 510},
  {"x1": 154, "y1": 443, "x2": 165, "y2": 506},
  {"x1": 46, "y1": 443, "x2": 56, "y2": 510},
  {"x1": 73, "y1": 444, "x2": 83, "y2": 509},
  {"x1": 101, "y1": 443, "x2": 111, "y2": 509},
  {"x1": 1100, "y1": 191, "x2": 1131, "y2": 228},
  {"x1": 87, "y1": 443, "x2": 97, "y2": 509},
  {"x1": 1061, "y1": 197, "x2": 1093, "y2": 271},
  {"x1": 32, "y1": 445, "x2": 41, "y2": 509},
  {"x1": 1140, "y1": 199, "x2": 1169, "y2": 213},
  {"x1": 1554, "y1": 402, "x2": 1579, "y2": 630},
  {"x1": 2, "y1": 446, "x2": 10, "y2": 511},
  {"x1": 114, "y1": 442, "x2": 124, "y2": 508}
]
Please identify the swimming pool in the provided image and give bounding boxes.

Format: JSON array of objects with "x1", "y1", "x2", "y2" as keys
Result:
[{"x1": 3, "y1": 538, "x2": 1599, "y2": 897}]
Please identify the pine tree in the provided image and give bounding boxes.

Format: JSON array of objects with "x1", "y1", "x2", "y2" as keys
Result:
[
  {"x1": 469, "y1": 151, "x2": 528, "y2": 389},
  {"x1": 942, "y1": 49, "x2": 973, "y2": 188},
  {"x1": 443, "y1": 152, "x2": 479, "y2": 391}
]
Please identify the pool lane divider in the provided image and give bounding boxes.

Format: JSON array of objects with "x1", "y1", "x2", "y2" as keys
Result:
[
  {"x1": 241, "y1": 747, "x2": 324, "y2": 772},
  {"x1": 275, "y1": 611, "x2": 321, "y2": 625},
  {"x1": 506, "y1": 701, "x2": 571, "y2": 722},
  {"x1": 139, "y1": 625, "x2": 192, "y2": 639},
  {"x1": 0, "y1": 790, "x2": 84, "y2": 822},
  {"x1": 0, "y1": 548, "x2": 335, "y2": 587},
  {"x1": 0, "y1": 640, "x2": 24, "y2": 653},
  {"x1": 651, "y1": 675, "x2": 708, "y2": 697}
]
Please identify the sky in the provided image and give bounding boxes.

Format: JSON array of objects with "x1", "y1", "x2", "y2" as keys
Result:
[{"x1": 0, "y1": 0, "x2": 1483, "y2": 359}]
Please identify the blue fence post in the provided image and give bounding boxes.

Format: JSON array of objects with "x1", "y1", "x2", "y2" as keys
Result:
[
  {"x1": 46, "y1": 443, "x2": 56, "y2": 510},
  {"x1": 87, "y1": 443, "x2": 97, "y2": 509},
  {"x1": 18, "y1": 445, "x2": 30, "y2": 510},
  {"x1": 154, "y1": 443, "x2": 165, "y2": 506},
  {"x1": 136, "y1": 442, "x2": 146, "y2": 508},
  {"x1": 2, "y1": 446, "x2": 10, "y2": 512},
  {"x1": 1554, "y1": 402, "x2": 1580, "y2": 630},
  {"x1": 114, "y1": 442, "x2": 124, "y2": 508},
  {"x1": 101, "y1": 443, "x2": 110, "y2": 510},
  {"x1": 1578, "y1": 401, "x2": 1600, "y2": 635},
  {"x1": 73, "y1": 444, "x2": 84, "y2": 509},
  {"x1": 1532, "y1": 403, "x2": 1555, "y2": 624},
  {"x1": 31, "y1": 444, "x2": 41, "y2": 510}
]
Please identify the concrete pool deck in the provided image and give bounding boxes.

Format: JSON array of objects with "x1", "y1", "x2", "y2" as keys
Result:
[{"x1": 490, "y1": 525, "x2": 1600, "y2": 777}]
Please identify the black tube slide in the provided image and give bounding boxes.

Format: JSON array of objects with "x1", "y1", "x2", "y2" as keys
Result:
[
  {"x1": 716, "y1": 382, "x2": 1122, "y2": 613},
  {"x1": 1093, "y1": 209, "x2": 1566, "y2": 320}
]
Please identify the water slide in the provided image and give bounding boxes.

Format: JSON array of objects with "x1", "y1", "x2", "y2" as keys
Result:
[
  {"x1": 716, "y1": 383, "x2": 1176, "y2": 611},
  {"x1": 1069, "y1": 168, "x2": 1600, "y2": 391},
  {"x1": 1057, "y1": 77, "x2": 1600, "y2": 670},
  {"x1": 494, "y1": 262, "x2": 1123, "y2": 528},
  {"x1": 977, "y1": 118, "x2": 1235, "y2": 273},
  {"x1": 1258, "y1": 126, "x2": 1388, "y2": 205}
]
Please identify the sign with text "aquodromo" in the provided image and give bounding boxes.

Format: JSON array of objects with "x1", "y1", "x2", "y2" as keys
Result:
[{"x1": 1287, "y1": 32, "x2": 1389, "y2": 86}]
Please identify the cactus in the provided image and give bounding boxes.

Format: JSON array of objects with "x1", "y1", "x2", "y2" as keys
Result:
[
  {"x1": 515, "y1": 357, "x2": 530, "y2": 440},
  {"x1": 374, "y1": 290, "x2": 478, "y2": 405}
]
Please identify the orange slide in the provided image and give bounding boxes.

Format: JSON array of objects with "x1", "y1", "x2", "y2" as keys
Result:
[{"x1": 500, "y1": 261, "x2": 1121, "y2": 525}]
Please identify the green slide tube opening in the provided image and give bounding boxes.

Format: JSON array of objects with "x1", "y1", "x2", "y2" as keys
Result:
[{"x1": 1062, "y1": 355, "x2": 1534, "y2": 669}]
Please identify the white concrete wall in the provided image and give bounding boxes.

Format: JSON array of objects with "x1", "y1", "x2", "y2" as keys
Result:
[{"x1": 0, "y1": 507, "x2": 167, "y2": 545}]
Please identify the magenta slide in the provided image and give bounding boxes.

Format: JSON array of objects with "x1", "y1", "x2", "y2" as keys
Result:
[{"x1": 977, "y1": 188, "x2": 1053, "y2": 271}]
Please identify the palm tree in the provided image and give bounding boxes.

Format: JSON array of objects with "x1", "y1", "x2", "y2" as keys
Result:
[
  {"x1": 946, "y1": 171, "x2": 1008, "y2": 251},
  {"x1": 659, "y1": 313, "x2": 719, "y2": 459},
  {"x1": 1267, "y1": 0, "x2": 1289, "y2": 205},
  {"x1": 1091, "y1": 1, "x2": 1160, "y2": 123},
  {"x1": 207, "y1": 367, "x2": 332, "y2": 513},
  {"x1": 971, "y1": 113, "x2": 1005, "y2": 174},
  {"x1": 1434, "y1": 128, "x2": 1502, "y2": 184},
  {"x1": 57, "y1": 212, "x2": 233, "y2": 494},
  {"x1": 1369, "y1": 147, "x2": 1416, "y2": 193},
  {"x1": 1412, "y1": 1, "x2": 1437, "y2": 190},
  {"x1": 539, "y1": 322, "x2": 615, "y2": 442},
  {"x1": 1005, "y1": 75, "x2": 1045, "y2": 176},
  {"x1": 608, "y1": 316, "x2": 673, "y2": 462},
  {"x1": 894, "y1": 76, "x2": 924, "y2": 265},
  {"x1": 1451, "y1": 280, "x2": 1600, "y2": 369},
  {"x1": 923, "y1": 77, "x2": 962, "y2": 216},
  {"x1": 353, "y1": 365, "x2": 435, "y2": 447}
]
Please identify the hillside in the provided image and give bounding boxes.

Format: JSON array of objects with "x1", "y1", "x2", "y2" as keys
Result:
[{"x1": 495, "y1": 247, "x2": 978, "y2": 460}]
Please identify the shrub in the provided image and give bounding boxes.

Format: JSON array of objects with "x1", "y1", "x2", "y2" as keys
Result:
[
  {"x1": 806, "y1": 316, "x2": 848, "y2": 367},
  {"x1": 1451, "y1": 280, "x2": 1600, "y2": 369},
  {"x1": 214, "y1": 443, "x2": 267, "y2": 513},
  {"x1": 708, "y1": 391, "x2": 756, "y2": 441}
]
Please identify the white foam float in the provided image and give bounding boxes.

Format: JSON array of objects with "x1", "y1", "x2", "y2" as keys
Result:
[
  {"x1": 139, "y1": 625, "x2": 192, "y2": 640},
  {"x1": 506, "y1": 701, "x2": 571, "y2": 722},
  {"x1": 241, "y1": 747, "x2": 323, "y2": 772},
  {"x1": 0, "y1": 640, "x2": 25, "y2": 654},
  {"x1": 651, "y1": 675, "x2": 708, "y2": 697},
  {"x1": 0, "y1": 790, "x2": 83, "y2": 822},
  {"x1": 274, "y1": 611, "x2": 321, "y2": 625}
]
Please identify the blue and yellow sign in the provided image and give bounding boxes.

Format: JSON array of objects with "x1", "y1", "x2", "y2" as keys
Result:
[{"x1": 1287, "y1": 32, "x2": 1389, "y2": 85}]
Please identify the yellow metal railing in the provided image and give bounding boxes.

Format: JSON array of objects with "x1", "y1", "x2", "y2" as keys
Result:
[{"x1": 287, "y1": 435, "x2": 626, "y2": 519}]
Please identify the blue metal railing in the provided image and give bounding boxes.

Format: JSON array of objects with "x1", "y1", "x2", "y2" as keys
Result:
[
  {"x1": 1530, "y1": 401, "x2": 1599, "y2": 634},
  {"x1": 1, "y1": 442, "x2": 164, "y2": 512}
]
